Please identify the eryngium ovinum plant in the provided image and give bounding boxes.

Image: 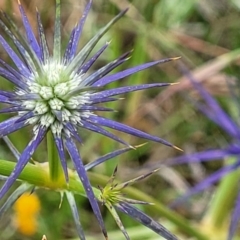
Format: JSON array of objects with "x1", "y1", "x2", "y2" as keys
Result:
[{"x1": 0, "y1": 0, "x2": 180, "y2": 239}]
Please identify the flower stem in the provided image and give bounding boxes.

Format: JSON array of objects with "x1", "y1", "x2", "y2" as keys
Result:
[
  {"x1": 0, "y1": 159, "x2": 101, "y2": 198},
  {"x1": 47, "y1": 131, "x2": 63, "y2": 182},
  {"x1": 203, "y1": 157, "x2": 239, "y2": 228}
]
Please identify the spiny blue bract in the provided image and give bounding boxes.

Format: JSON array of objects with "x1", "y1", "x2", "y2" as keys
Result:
[{"x1": 0, "y1": 0, "x2": 177, "y2": 238}]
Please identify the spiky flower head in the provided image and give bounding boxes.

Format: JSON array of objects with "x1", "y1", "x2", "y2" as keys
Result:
[
  {"x1": 0, "y1": 0, "x2": 179, "y2": 237},
  {"x1": 98, "y1": 166, "x2": 178, "y2": 240},
  {"x1": 152, "y1": 64, "x2": 240, "y2": 240}
]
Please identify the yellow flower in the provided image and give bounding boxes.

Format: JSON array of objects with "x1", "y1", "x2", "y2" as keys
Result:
[{"x1": 13, "y1": 192, "x2": 40, "y2": 236}]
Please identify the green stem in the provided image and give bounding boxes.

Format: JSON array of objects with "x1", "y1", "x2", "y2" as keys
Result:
[
  {"x1": 47, "y1": 131, "x2": 63, "y2": 181},
  {"x1": 0, "y1": 159, "x2": 101, "y2": 198},
  {"x1": 203, "y1": 157, "x2": 239, "y2": 227}
]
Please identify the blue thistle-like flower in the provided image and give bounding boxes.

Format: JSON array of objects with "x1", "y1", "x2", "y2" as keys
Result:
[
  {"x1": 148, "y1": 64, "x2": 240, "y2": 240},
  {"x1": 0, "y1": 0, "x2": 179, "y2": 238}
]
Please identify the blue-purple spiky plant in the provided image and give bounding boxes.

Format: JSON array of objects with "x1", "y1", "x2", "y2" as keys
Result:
[
  {"x1": 0, "y1": 0, "x2": 179, "y2": 238},
  {"x1": 147, "y1": 63, "x2": 240, "y2": 240}
]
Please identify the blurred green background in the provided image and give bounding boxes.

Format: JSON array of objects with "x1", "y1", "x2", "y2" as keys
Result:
[{"x1": 0, "y1": 0, "x2": 240, "y2": 239}]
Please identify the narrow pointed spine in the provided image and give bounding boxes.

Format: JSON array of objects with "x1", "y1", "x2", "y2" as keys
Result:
[{"x1": 53, "y1": 0, "x2": 61, "y2": 61}]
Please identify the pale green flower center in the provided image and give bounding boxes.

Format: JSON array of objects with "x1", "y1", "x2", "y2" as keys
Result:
[{"x1": 21, "y1": 61, "x2": 92, "y2": 131}]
